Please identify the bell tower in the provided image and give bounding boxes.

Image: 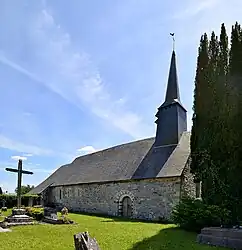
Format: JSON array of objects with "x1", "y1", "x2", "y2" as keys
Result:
[{"x1": 154, "y1": 49, "x2": 187, "y2": 147}]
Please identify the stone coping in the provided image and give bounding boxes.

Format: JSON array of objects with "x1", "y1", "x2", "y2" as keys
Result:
[{"x1": 197, "y1": 227, "x2": 242, "y2": 249}]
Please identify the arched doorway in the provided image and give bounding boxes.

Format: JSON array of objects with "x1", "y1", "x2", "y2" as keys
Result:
[{"x1": 121, "y1": 196, "x2": 132, "y2": 217}]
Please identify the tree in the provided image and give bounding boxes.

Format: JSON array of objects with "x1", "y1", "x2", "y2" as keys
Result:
[
  {"x1": 190, "y1": 33, "x2": 209, "y2": 182},
  {"x1": 191, "y1": 22, "x2": 242, "y2": 224},
  {"x1": 227, "y1": 22, "x2": 242, "y2": 223},
  {"x1": 0, "y1": 187, "x2": 2, "y2": 195},
  {"x1": 15, "y1": 185, "x2": 35, "y2": 195},
  {"x1": 201, "y1": 31, "x2": 221, "y2": 204}
]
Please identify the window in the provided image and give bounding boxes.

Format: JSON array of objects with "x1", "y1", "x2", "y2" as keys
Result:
[{"x1": 59, "y1": 189, "x2": 62, "y2": 200}]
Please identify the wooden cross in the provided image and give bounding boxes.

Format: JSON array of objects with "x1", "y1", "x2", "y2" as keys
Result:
[{"x1": 6, "y1": 159, "x2": 33, "y2": 209}]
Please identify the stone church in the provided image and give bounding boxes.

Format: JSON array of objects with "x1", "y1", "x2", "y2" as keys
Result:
[{"x1": 29, "y1": 49, "x2": 198, "y2": 221}]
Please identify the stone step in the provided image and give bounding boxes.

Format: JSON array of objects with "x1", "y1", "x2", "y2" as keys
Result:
[
  {"x1": 197, "y1": 233, "x2": 242, "y2": 249},
  {"x1": 201, "y1": 227, "x2": 242, "y2": 240},
  {"x1": 6, "y1": 222, "x2": 35, "y2": 227},
  {"x1": 6, "y1": 216, "x2": 34, "y2": 223}
]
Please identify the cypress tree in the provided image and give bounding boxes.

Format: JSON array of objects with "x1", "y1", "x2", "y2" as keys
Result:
[
  {"x1": 191, "y1": 21, "x2": 242, "y2": 224},
  {"x1": 227, "y1": 22, "x2": 242, "y2": 223},
  {"x1": 215, "y1": 23, "x2": 230, "y2": 207},
  {"x1": 190, "y1": 34, "x2": 209, "y2": 182},
  {"x1": 200, "y1": 32, "x2": 221, "y2": 204},
  {"x1": 191, "y1": 27, "x2": 229, "y2": 205}
]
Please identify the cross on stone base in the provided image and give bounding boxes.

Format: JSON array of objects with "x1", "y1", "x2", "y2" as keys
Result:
[{"x1": 6, "y1": 160, "x2": 33, "y2": 209}]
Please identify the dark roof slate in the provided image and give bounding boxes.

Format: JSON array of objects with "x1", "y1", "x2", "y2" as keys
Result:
[{"x1": 29, "y1": 132, "x2": 190, "y2": 195}]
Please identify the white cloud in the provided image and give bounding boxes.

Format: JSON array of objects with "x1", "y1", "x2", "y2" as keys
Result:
[
  {"x1": 23, "y1": 112, "x2": 32, "y2": 117},
  {"x1": 27, "y1": 9, "x2": 153, "y2": 139},
  {"x1": 11, "y1": 155, "x2": 27, "y2": 161},
  {"x1": 23, "y1": 153, "x2": 33, "y2": 157},
  {"x1": 0, "y1": 135, "x2": 74, "y2": 161},
  {"x1": 0, "y1": 135, "x2": 54, "y2": 156},
  {"x1": 77, "y1": 146, "x2": 96, "y2": 155},
  {"x1": 0, "y1": 52, "x2": 41, "y2": 83},
  {"x1": 173, "y1": 0, "x2": 219, "y2": 20},
  {"x1": 0, "y1": 9, "x2": 154, "y2": 140}
]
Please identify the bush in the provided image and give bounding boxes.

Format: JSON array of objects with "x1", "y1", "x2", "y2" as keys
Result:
[
  {"x1": 0, "y1": 194, "x2": 39, "y2": 208},
  {"x1": 25, "y1": 207, "x2": 44, "y2": 221},
  {"x1": 172, "y1": 197, "x2": 231, "y2": 232}
]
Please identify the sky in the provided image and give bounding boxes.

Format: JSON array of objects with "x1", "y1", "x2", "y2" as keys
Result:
[{"x1": 0, "y1": 0, "x2": 241, "y2": 193}]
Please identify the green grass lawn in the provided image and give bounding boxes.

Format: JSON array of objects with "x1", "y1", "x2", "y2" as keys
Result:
[{"x1": 0, "y1": 209, "x2": 227, "y2": 250}]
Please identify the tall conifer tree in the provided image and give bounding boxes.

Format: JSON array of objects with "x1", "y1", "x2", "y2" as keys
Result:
[
  {"x1": 227, "y1": 22, "x2": 242, "y2": 223},
  {"x1": 190, "y1": 34, "x2": 209, "y2": 182},
  {"x1": 191, "y1": 21, "x2": 242, "y2": 224}
]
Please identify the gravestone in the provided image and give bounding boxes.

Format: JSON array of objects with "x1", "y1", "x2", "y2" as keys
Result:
[
  {"x1": 50, "y1": 213, "x2": 58, "y2": 220},
  {"x1": 44, "y1": 207, "x2": 57, "y2": 218},
  {"x1": 43, "y1": 207, "x2": 64, "y2": 224},
  {"x1": 74, "y1": 232, "x2": 101, "y2": 250},
  {"x1": 197, "y1": 227, "x2": 242, "y2": 249}
]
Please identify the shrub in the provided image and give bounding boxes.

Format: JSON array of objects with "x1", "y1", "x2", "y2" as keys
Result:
[
  {"x1": 26, "y1": 207, "x2": 44, "y2": 221},
  {"x1": 0, "y1": 194, "x2": 38, "y2": 208},
  {"x1": 172, "y1": 197, "x2": 231, "y2": 232}
]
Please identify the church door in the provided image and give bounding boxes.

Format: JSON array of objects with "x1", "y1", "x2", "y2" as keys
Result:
[{"x1": 122, "y1": 196, "x2": 132, "y2": 217}]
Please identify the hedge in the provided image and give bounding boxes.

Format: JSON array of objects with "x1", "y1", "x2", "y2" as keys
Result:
[{"x1": 0, "y1": 194, "x2": 39, "y2": 208}]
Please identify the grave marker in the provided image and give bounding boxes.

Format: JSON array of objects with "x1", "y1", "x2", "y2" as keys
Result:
[{"x1": 6, "y1": 159, "x2": 33, "y2": 208}]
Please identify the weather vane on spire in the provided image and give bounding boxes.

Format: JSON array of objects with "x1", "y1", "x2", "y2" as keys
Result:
[{"x1": 170, "y1": 33, "x2": 175, "y2": 51}]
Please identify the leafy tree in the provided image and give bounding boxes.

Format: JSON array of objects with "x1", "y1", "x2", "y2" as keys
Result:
[
  {"x1": 15, "y1": 185, "x2": 35, "y2": 195},
  {"x1": 0, "y1": 187, "x2": 2, "y2": 195}
]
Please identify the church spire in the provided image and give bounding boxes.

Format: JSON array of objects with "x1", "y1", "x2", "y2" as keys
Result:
[
  {"x1": 161, "y1": 50, "x2": 181, "y2": 107},
  {"x1": 154, "y1": 36, "x2": 187, "y2": 147}
]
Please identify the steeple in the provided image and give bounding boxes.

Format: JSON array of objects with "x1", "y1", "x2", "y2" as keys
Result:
[
  {"x1": 161, "y1": 51, "x2": 181, "y2": 108},
  {"x1": 154, "y1": 48, "x2": 187, "y2": 147}
]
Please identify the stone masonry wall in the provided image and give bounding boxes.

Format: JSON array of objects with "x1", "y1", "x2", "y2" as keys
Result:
[
  {"x1": 49, "y1": 177, "x2": 181, "y2": 221},
  {"x1": 180, "y1": 157, "x2": 196, "y2": 198}
]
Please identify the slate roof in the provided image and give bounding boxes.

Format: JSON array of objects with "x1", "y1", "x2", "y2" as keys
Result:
[{"x1": 29, "y1": 131, "x2": 191, "y2": 195}]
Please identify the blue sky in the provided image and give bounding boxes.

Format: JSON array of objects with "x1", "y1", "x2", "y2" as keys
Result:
[{"x1": 0, "y1": 0, "x2": 241, "y2": 193}]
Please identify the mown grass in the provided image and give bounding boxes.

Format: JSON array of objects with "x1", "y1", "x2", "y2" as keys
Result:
[{"x1": 0, "y1": 209, "x2": 227, "y2": 250}]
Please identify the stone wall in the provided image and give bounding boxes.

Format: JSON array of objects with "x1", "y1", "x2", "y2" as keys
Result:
[
  {"x1": 180, "y1": 157, "x2": 196, "y2": 198},
  {"x1": 49, "y1": 177, "x2": 181, "y2": 221}
]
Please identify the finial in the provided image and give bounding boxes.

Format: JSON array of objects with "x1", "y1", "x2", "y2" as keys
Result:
[{"x1": 170, "y1": 33, "x2": 175, "y2": 51}]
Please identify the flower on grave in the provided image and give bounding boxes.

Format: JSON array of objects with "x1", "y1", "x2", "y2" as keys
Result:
[{"x1": 61, "y1": 207, "x2": 68, "y2": 216}]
